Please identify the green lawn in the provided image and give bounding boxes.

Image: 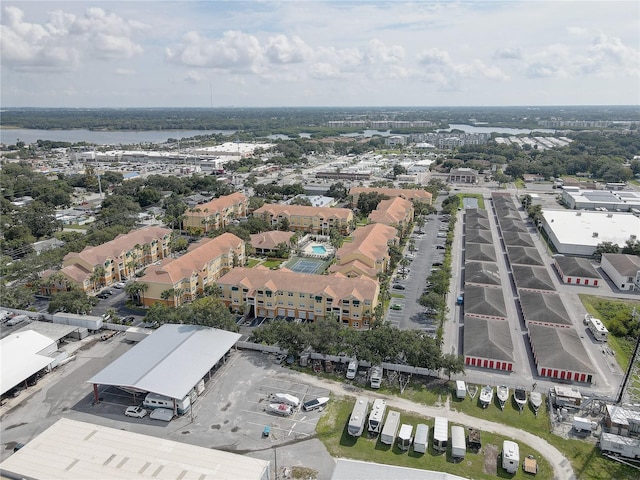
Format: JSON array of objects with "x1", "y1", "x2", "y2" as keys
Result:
[
  {"x1": 317, "y1": 396, "x2": 553, "y2": 480},
  {"x1": 458, "y1": 193, "x2": 486, "y2": 209},
  {"x1": 390, "y1": 293, "x2": 405, "y2": 299},
  {"x1": 246, "y1": 258, "x2": 262, "y2": 268},
  {"x1": 261, "y1": 258, "x2": 284, "y2": 269}
]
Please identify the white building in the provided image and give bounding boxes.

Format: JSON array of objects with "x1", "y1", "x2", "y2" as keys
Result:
[
  {"x1": 1, "y1": 330, "x2": 57, "y2": 395},
  {"x1": 561, "y1": 187, "x2": 640, "y2": 212},
  {"x1": 601, "y1": 253, "x2": 640, "y2": 291},
  {"x1": 541, "y1": 210, "x2": 640, "y2": 256}
]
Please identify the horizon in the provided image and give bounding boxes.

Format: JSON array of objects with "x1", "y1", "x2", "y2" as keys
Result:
[{"x1": 1, "y1": 1, "x2": 638, "y2": 108}]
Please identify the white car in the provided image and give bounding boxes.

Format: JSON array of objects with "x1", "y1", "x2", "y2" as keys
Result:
[
  {"x1": 114, "y1": 282, "x2": 126, "y2": 289},
  {"x1": 125, "y1": 406, "x2": 148, "y2": 418}
]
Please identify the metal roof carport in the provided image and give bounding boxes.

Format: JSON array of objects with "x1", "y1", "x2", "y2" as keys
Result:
[
  {"x1": 0, "y1": 418, "x2": 270, "y2": 480},
  {"x1": 88, "y1": 324, "x2": 241, "y2": 404},
  {"x1": 1, "y1": 331, "x2": 56, "y2": 395}
]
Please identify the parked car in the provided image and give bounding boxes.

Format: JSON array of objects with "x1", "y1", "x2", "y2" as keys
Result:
[
  {"x1": 141, "y1": 321, "x2": 159, "y2": 329},
  {"x1": 96, "y1": 293, "x2": 109, "y2": 299},
  {"x1": 125, "y1": 406, "x2": 148, "y2": 418},
  {"x1": 390, "y1": 304, "x2": 402, "y2": 311},
  {"x1": 114, "y1": 282, "x2": 126, "y2": 289},
  {"x1": 392, "y1": 284, "x2": 406, "y2": 290},
  {"x1": 123, "y1": 316, "x2": 136, "y2": 324},
  {"x1": 435, "y1": 245, "x2": 446, "y2": 250}
]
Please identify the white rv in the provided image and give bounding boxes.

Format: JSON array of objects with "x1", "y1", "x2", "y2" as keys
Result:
[
  {"x1": 433, "y1": 417, "x2": 448, "y2": 453},
  {"x1": 455, "y1": 380, "x2": 466, "y2": 399},
  {"x1": 451, "y1": 426, "x2": 466, "y2": 459},
  {"x1": 397, "y1": 424, "x2": 413, "y2": 451},
  {"x1": 143, "y1": 392, "x2": 191, "y2": 414},
  {"x1": 346, "y1": 360, "x2": 359, "y2": 380},
  {"x1": 586, "y1": 316, "x2": 608, "y2": 342},
  {"x1": 367, "y1": 399, "x2": 386, "y2": 434},
  {"x1": 502, "y1": 440, "x2": 520, "y2": 474},
  {"x1": 370, "y1": 365, "x2": 383, "y2": 389},
  {"x1": 413, "y1": 424, "x2": 429, "y2": 454},
  {"x1": 380, "y1": 410, "x2": 400, "y2": 445},
  {"x1": 347, "y1": 396, "x2": 370, "y2": 437}
]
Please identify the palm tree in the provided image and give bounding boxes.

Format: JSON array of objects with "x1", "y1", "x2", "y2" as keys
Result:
[
  {"x1": 415, "y1": 216, "x2": 425, "y2": 234},
  {"x1": 160, "y1": 288, "x2": 175, "y2": 306},
  {"x1": 89, "y1": 266, "x2": 106, "y2": 293}
]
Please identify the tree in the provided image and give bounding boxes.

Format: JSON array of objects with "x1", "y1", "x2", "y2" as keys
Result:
[
  {"x1": 408, "y1": 238, "x2": 416, "y2": 252},
  {"x1": 392, "y1": 164, "x2": 407, "y2": 178},
  {"x1": 621, "y1": 238, "x2": 640, "y2": 256},
  {"x1": 22, "y1": 201, "x2": 60, "y2": 238},
  {"x1": 290, "y1": 196, "x2": 312, "y2": 206},
  {"x1": 189, "y1": 297, "x2": 238, "y2": 331},
  {"x1": 399, "y1": 257, "x2": 411, "y2": 278},
  {"x1": 274, "y1": 242, "x2": 290, "y2": 259},
  {"x1": 278, "y1": 217, "x2": 290, "y2": 231},
  {"x1": 419, "y1": 292, "x2": 446, "y2": 312},
  {"x1": 593, "y1": 241, "x2": 620, "y2": 260},
  {"x1": 125, "y1": 281, "x2": 148, "y2": 305},
  {"x1": 357, "y1": 192, "x2": 387, "y2": 215},
  {"x1": 415, "y1": 216, "x2": 425, "y2": 234},
  {"x1": 326, "y1": 182, "x2": 348, "y2": 200},
  {"x1": 48, "y1": 289, "x2": 97, "y2": 315},
  {"x1": 441, "y1": 353, "x2": 465, "y2": 380}
]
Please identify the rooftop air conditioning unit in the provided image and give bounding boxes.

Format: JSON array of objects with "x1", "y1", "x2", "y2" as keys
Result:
[
  {"x1": 576, "y1": 212, "x2": 581, "y2": 216},
  {"x1": 592, "y1": 232, "x2": 599, "y2": 238},
  {"x1": 607, "y1": 213, "x2": 613, "y2": 218}
]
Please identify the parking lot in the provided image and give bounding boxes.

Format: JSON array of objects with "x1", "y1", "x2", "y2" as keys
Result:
[{"x1": 1, "y1": 340, "x2": 335, "y2": 476}]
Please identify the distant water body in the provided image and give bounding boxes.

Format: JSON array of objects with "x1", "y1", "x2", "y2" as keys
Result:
[{"x1": 0, "y1": 128, "x2": 236, "y2": 146}]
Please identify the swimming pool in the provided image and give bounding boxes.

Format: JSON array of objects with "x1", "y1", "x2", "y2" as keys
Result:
[{"x1": 311, "y1": 245, "x2": 327, "y2": 254}]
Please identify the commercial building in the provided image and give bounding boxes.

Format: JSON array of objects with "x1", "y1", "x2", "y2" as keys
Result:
[
  {"x1": 217, "y1": 267, "x2": 379, "y2": 329},
  {"x1": 540, "y1": 210, "x2": 640, "y2": 256},
  {"x1": 88, "y1": 324, "x2": 241, "y2": 411},
  {"x1": 0, "y1": 418, "x2": 270, "y2": 480},
  {"x1": 560, "y1": 187, "x2": 640, "y2": 212},
  {"x1": 553, "y1": 256, "x2": 601, "y2": 286},
  {"x1": 249, "y1": 231, "x2": 295, "y2": 256},
  {"x1": 600, "y1": 253, "x2": 640, "y2": 291},
  {"x1": 329, "y1": 223, "x2": 398, "y2": 279},
  {"x1": 368, "y1": 197, "x2": 414, "y2": 234},
  {"x1": 138, "y1": 233, "x2": 244, "y2": 306},
  {"x1": 349, "y1": 187, "x2": 432, "y2": 207},
  {"x1": 1, "y1": 330, "x2": 58, "y2": 396},
  {"x1": 448, "y1": 167, "x2": 478, "y2": 184},
  {"x1": 253, "y1": 204, "x2": 354, "y2": 235},
  {"x1": 42, "y1": 226, "x2": 172, "y2": 294},
  {"x1": 182, "y1": 192, "x2": 248, "y2": 233}
]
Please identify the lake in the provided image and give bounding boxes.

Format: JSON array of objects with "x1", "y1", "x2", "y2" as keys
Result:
[
  {"x1": 440, "y1": 124, "x2": 556, "y2": 134},
  {"x1": 0, "y1": 128, "x2": 237, "y2": 146}
]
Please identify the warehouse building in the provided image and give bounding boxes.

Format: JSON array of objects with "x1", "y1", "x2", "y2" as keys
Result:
[
  {"x1": 0, "y1": 418, "x2": 270, "y2": 480},
  {"x1": 560, "y1": 187, "x2": 640, "y2": 211},
  {"x1": 553, "y1": 255, "x2": 601, "y2": 287},
  {"x1": 600, "y1": 253, "x2": 640, "y2": 291},
  {"x1": 463, "y1": 316, "x2": 514, "y2": 371},
  {"x1": 540, "y1": 210, "x2": 640, "y2": 256},
  {"x1": 528, "y1": 324, "x2": 594, "y2": 383}
]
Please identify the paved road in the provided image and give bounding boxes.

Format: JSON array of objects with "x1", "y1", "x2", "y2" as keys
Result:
[{"x1": 281, "y1": 369, "x2": 575, "y2": 480}]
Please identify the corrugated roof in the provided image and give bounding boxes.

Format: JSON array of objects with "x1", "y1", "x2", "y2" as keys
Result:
[
  {"x1": 331, "y1": 459, "x2": 467, "y2": 480},
  {"x1": 88, "y1": 324, "x2": 241, "y2": 400},
  {"x1": 0, "y1": 418, "x2": 269, "y2": 480},
  {"x1": 1, "y1": 331, "x2": 55, "y2": 395},
  {"x1": 528, "y1": 324, "x2": 594, "y2": 373}
]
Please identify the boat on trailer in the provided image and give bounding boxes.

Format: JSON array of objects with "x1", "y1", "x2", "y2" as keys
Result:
[
  {"x1": 267, "y1": 403, "x2": 293, "y2": 416},
  {"x1": 479, "y1": 385, "x2": 493, "y2": 409},
  {"x1": 497, "y1": 385, "x2": 509, "y2": 410},
  {"x1": 530, "y1": 391, "x2": 542, "y2": 414},
  {"x1": 467, "y1": 384, "x2": 478, "y2": 400},
  {"x1": 514, "y1": 388, "x2": 527, "y2": 410}
]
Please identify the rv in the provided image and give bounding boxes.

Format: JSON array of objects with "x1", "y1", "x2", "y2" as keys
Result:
[
  {"x1": 451, "y1": 426, "x2": 466, "y2": 459},
  {"x1": 370, "y1": 365, "x2": 383, "y2": 389},
  {"x1": 143, "y1": 392, "x2": 191, "y2": 414},
  {"x1": 586, "y1": 315, "x2": 608, "y2": 342},
  {"x1": 397, "y1": 424, "x2": 413, "y2": 451},
  {"x1": 368, "y1": 399, "x2": 386, "y2": 434},
  {"x1": 433, "y1": 417, "x2": 448, "y2": 453},
  {"x1": 347, "y1": 396, "x2": 370, "y2": 437},
  {"x1": 346, "y1": 359, "x2": 358, "y2": 380},
  {"x1": 502, "y1": 440, "x2": 520, "y2": 474},
  {"x1": 413, "y1": 424, "x2": 429, "y2": 454},
  {"x1": 380, "y1": 410, "x2": 400, "y2": 445},
  {"x1": 455, "y1": 380, "x2": 466, "y2": 399}
]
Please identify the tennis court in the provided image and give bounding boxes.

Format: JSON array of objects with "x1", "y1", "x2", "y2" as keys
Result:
[{"x1": 286, "y1": 257, "x2": 326, "y2": 274}]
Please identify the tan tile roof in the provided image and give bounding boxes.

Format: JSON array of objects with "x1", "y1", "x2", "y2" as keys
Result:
[
  {"x1": 368, "y1": 197, "x2": 412, "y2": 225},
  {"x1": 140, "y1": 233, "x2": 243, "y2": 285},
  {"x1": 217, "y1": 267, "x2": 379, "y2": 303},
  {"x1": 249, "y1": 231, "x2": 295, "y2": 250},
  {"x1": 254, "y1": 203, "x2": 353, "y2": 220},
  {"x1": 186, "y1": 192, "x2": 247, "y2": 217},
  {"x1": 63, "y1": 226, "x2": 171, "y2": 267},
  {"x1": 329, "y1": 259, "x2": 377, "y2": 278},
  {"x1": 60, "y1": 263, "x2": 92, "y2": 283},
  {"x1": 338, "y1": 223, "x2": 396, "y2": 261},
  {"x1": 349, "y1": 187, "x2": 432, "y2": 202}
]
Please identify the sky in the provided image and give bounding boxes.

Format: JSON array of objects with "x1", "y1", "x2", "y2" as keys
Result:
[{"x1": 1, "y1": 1, "x2": 639, "y2": 108}]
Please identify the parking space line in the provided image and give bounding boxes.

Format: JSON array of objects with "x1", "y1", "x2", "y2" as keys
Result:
[{"x1": 246, "y1": 421, "x2": 311, "y2": 437}]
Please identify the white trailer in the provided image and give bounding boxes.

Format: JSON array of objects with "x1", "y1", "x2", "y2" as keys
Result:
[
  {"x1": 370, "y1": 365, "x2": 383, "y2": 389},
  {"x1": 52, "y1": 313, "x2": 103, "y2": 331},
  {"x1": 455, "y1": 380, "x2": 466, "y2": 399},
  {"x1": 586, "y1": 316, "x2": 608, "y2": 342},
  {"x1": 433, "y1": 417, "x2": 448, "y2": 453},
  {"x1": 573, "y1": 416, "x2": 597, "y2": 432},
  {"x1": 367, "y1": 398, "x2": 386, "y2": 434},
  {"x1": 380, "y1": 410, "x2": 400, "y2": 445},
  {"x1": 599, "y1": 432, "x2": 640, "y2": 460},
  {"x1": 143, "y1": 392, "x2": 191, "y2": 414},
  {"x1": 125, "y1": 327, "x2": 153, "y2": 342},
  {"x1": 413, "y1": 424, "x2": 429, "y2": 454},
  {"x1": 346, "y1": 359, "x2": 358, "y2": 380},
  {"x1": 347, "y1": 396, "x2": 370, "y2": 437},
  {"x1": 397, "y1": 424, "x2": 413, "y2": 451},
  {"x1": 451, "y1": 426, "x2": 466, "y2": 459},
  {"x1": 502, "y1": 440, "x2": 520, "y2": 474}
]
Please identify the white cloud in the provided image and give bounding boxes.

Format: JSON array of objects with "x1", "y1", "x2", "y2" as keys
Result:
[
  {"x1": 580, "y1": 34, "x2": 640, "y2": 75},
  {"x1": 115, "y1": 68, "x2": 136, "y2": 76},
  {"x1": 493, "y1": 47, "x2": 522, "y2": 60},
  {"x1": 0, "y1": 5, "x2": 145, "y2": 71},
  {"x1": 567, "y1": 26, "x2": 588, "y2": 36},
  {"x1": 417, "y1": 47, "x2": 509, "y2": 88},
  {"x1": 523, "y1": 44, "x2": 571, "y2": 78},
  {"x1": 264, "y1": 34, "x2": 311, "y2": 64},
  {"x1": 183, "y1": 70, "x2": 203, "y2": 83}
]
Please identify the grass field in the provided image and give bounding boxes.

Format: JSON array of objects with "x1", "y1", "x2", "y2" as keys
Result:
[
  {"x1": 317, "y1": 396, "x2": 553, "y2": 480},
  {"x1": 246, "y1": 258, "x2": 261, "y2": 268},
  {"x1": 261, "y1": 258, "x2": 284, "y2": 269}
]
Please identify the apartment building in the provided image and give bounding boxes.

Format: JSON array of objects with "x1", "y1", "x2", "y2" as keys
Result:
[
  {"x1": 217, "y1": 267, "x2": 379, "y2": 329},
  {"x1": 328, "y1": 223, "x2": 398, "y2": 279},
  {"x1": 349, "y1": 187, "x2": 432, "y2": 207},
  {"x1": 42, "y1": 226, "x2": 172, "y2": 294},
  {"x1": 182, "y1": 192, "x2": 248, "y2": 233},
  {"x1": 253, "y1": 204, "x2": 354, "y2": 235},
  {"x1": 368, "y1": 197, "x2": 414, "y2": 235},
  {"x1": 138, "y1": 232, "x2": 245, "y2": 307}
]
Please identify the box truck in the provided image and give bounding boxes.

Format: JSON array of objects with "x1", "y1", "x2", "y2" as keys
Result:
[
  {"x1": 455, "y1": 380, "x2": 466, "y2": 399},
  {"x1": 451, "y1": 426, "x2": 466, "y2": 459},
  {"x1": 347, "y1": 396, "x2": 370, "y2": 437},
  {"x1": 381, "y1": 410, "x2": 400, "y2": 445},
  {"x1": 413, "y1": 424, "x2": 429, "y2": 454},
  {"x1": 573, "y1": 416, "x2": 597, "y2": 432}
]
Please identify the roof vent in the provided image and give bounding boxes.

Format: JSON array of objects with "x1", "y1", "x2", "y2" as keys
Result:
[
  {"x1": 607, "y1": 213, "x2": 613, "y2": 218},
  {"x1": 576, "y1": 212, "x2": 581, "y2": 216},
  {"x1": 592, "y1": 232, "x2": 599, "y2": 238}
]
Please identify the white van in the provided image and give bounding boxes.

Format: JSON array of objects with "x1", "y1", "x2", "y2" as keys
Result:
[{"x1": 346, "y1": 360, "x2": 358, "y2": 380}]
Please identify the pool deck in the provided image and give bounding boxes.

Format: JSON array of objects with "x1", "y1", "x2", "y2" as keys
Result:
[{"x1": 301, "y1": 242, "x2": 335, "y2": 259}]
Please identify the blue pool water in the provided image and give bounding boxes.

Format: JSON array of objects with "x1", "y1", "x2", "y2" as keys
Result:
[{"x1": 312, "y1": 245, "x2": 327, "y2": 254}]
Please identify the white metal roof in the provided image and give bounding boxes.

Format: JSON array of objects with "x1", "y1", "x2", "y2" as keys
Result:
[
  {"x1": 88, "y1": 324, "x2": 241, "y2": 400},
  {"x1": 331, "y1": 459, "x2": 469, "y2": 480},
  {"x1": 0, "y1": 418, "x2": 269, "y2": 480},
  {"x1": 1, "y1": 330, "x2": 55, "y2": 395}
]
